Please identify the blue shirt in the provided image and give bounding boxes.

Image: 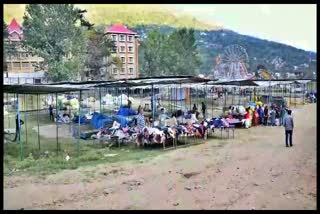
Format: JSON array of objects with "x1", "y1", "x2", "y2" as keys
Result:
[{"x1": 283, "y1": 115, "x2": 294, "y2": 130}]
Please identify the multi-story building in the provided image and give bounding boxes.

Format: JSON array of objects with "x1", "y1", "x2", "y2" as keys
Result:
[
  {"x1": 4, "y1": 18, "x2": 45, "y2": 84},
  {"x1": 105, "y1": 24, "x2": 139, "y2": 80}
]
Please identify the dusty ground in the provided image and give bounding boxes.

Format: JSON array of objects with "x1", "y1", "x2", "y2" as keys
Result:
[{"x1": 3, "y1": 104, "x2": 317, "y2": 210}]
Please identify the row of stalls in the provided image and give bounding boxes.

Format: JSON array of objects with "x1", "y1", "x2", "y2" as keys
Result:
[{"x1": 3, "y1": 76, "x2": 316, "y2": 160}]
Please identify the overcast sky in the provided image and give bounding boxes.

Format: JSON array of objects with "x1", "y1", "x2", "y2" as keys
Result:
[{"x1": 164, "y1": 4, "x2": 316, "y2": 52}]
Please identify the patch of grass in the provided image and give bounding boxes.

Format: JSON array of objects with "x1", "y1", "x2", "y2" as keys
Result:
[{"x1": 3, "y1": 111, "x2": 214, "y2": 176}]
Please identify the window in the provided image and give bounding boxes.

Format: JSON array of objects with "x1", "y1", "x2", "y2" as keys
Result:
[
  {"x1": 128, "y1": 36, "x2": 133, "y2": 42},
  {"x1": 112, "y1": 35, "x2": 117, "y2": 41},
  {"x1": 128, "y1": 57, "x2": 133, "y2": 63},
  {"x1": 34, "y1": 78, "x2": 41, "y2": 84},
  {"x1": 113, "y1": 68, "x2": 118, "y2": 74},
  {"x1": 128, "y1": 46, "x2": 134, "y2": 52},
  {"x1": 120, "y1": 68, "x2": 126, "y2": 74},
  {"x1": 129, "y1": 68, "x2": 134, "y2": 74},
  {"x1": 13, "y1": 62, "x2": 20, "y2": 68},
  {"x1": 112, "y1": 45, "x2": 117, "y2": 52},
  {"x1": 120, "y1": 34, "x2": 125, "y2": 41},
  {"x1": 121, "y1": 57, "x2": 125, "y2": 63},
  {"x1": 22, "y1": 62, "x2": 30, "y2": 68},
  {"x1": 120, "y1": 46, "x2": 125, "y2": 52}
]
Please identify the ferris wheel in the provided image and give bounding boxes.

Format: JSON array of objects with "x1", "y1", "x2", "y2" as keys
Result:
[{"x1": 216, "y1": 44, "x2": 252, "y2": 79}]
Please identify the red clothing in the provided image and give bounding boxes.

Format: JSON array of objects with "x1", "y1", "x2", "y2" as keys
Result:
[
  {"x1": 244, "y1": 112, "x2": 250, "y2": 119},
  {"x1": 252, "y1": 111, "x2": 259, "y2": 126}
]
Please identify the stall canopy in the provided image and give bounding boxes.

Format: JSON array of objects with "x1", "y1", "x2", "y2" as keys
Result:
[
  {"x1": 3, "y1": 84, "x2": 89, "y2": 94},
  {"x1": 207, "y1": 79, "x2": 314, "y2": 87},
  {"x1": 4, "y1": 77, "x2": 314, "y2": 94},
  {"x1": 43, "y1": 76, "x2": 211, "y2": 89}
]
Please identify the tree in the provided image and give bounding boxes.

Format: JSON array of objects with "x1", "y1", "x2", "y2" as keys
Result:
[
  {"x1": 139, "y1": 27, "x2": 201, "y2": 77},
  {"x1": 168, "y1": 28, "x2": 201, "y2": 75},
  {"x1": 22, "y1": 4, "x2": 93, "y2": 82},
  {"x1": 3, "y1": 21, "x2": 18, "y2": 74},
  {"x1": 139, "y1": 29, "x2": 167, "y2": 77},
  {"x1": 83, "y1": 29, "x2": 114, "y2": 80}
]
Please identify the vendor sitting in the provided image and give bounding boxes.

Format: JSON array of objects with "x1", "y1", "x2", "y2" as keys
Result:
[
  {"x1": 158, "y1": 108, "x2": 170, "y2": 127},
  {"x1": 173, "y1": 109, "x2": 184, "y2": 124},
  {"x1": 190, "y1": 110, "x2": 198, "y2": 123}
]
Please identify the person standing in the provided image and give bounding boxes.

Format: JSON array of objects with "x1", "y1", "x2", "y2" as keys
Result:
[
  {"x1": 192, "y1": 103, "x2": 198, "y2": 112},
  {"x1": 13, "y1": 114, "x2": 24, "y2": 142},
  {"x1": 270, "y1": 106, "x2": 276, "y2": 126},
  {"x1": 283, "y1": 109, "x2": 294, "y2": 147},
  {"x1": 49, "y1": 105, "x2": 54, "y2": 121},
  {"x1": 279, "y1": 105, "x2": 286, "y2": 126},
  {"x1": 263, "y1": 105, "x2": 269, "y2": 126},
  {"x1": 201, "y1": 102, "x2": 206, "y2": 119},
  {"x1": 252, "y1": 107, "x2": 259, "y2": 126},
  {"x1": 136, "y1": 108, "x2": 146, "y2": 132}
]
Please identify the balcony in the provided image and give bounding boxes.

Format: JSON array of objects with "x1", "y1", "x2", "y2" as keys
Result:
[{"x1": 6, "y1": 56, "x2": 43, "y2": 62}]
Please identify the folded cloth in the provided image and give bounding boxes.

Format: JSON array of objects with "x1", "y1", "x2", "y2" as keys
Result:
[{"x1": 221, "y1": 118, "x2": 230, "y2": 127}]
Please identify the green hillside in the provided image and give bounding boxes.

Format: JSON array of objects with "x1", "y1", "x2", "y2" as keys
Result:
[{"x1": 3, "y1": 4, "x2": 219, "y2": 30}]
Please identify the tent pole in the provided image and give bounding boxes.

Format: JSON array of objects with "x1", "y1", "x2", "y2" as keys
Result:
[
  {"x1": 289, "y1": 83, "x2": 292, "y2": 107},
  {"x1": 238, "y1": 84, "x2": 241, "y2": 106},
  {"x1": 127, "y1": 85, "x2": 130, "y2": 122},
  {"x1": 37, "y1": 94, "x2": 40, "y2": 151},
  {"x1": 204, "y1": 82, "x2": 207, "y2": 119},
  {"x1": 189, "y1": 86, "x2": 191, "y2": 111},
  {"x1": 99, "y1": 87, "x2": 102, "y2": 113},
  {"x1": 24, "y1": 94, "x2": 28, "y2": 145},
  {"x1": 293, "y1": 83, "x2": 297, "y2": 107},
  {"x1": 56, "y1": 93, "x2": 59, "y2": 155},
  {"x1": 268, "y1": 80, "x2": 271, "y2": 105},
  {"x1": 120, "y1": 87, "x2": 123, "y2": 107},
  {"x1": 78, "y1": 90, "x2": 82, "y2": 155},
  {"x1": 303, "y1": 83, "x2": 305, "y2": 104},
  {"x1": 175, "y1": 84, "x2": 178, "y2": 112},
  {"x1": 152, "y1": 84, "x2": 155, "y2": 127},
  {"x1": 7, "y1": 93, "x2": 10, "y2": 128},
  {"x1": 17, "y1": 93, "x2": 23, "y2": 161},
  {"x1": 211, "y1": 86, "x2": 214, "y2": 118},
  {"x1": 224, "y1": 87, "x2": 227, "y2": 108},
  {"x1": 180, "y1": 82, "x2": 182, "y2": 112},
  {"x1": 232, "y1": 87, "x2": 235, "y2": 105}
]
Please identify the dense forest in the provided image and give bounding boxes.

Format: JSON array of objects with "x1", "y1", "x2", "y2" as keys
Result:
[{"x1": 132, "y1": 25, "x2": 316, "y2": 78}]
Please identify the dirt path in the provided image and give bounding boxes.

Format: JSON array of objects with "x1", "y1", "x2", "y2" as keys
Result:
[{"x1": 4, "y1": 104, "x2": 317, "y2": 210}]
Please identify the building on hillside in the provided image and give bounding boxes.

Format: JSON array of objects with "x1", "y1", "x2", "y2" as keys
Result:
[
  {"x1": 105, "y1": 24, "x2": 139, "y2": 80},
  {"x1": 4, "y1": 18, "x2": 45, "y2": 84}
]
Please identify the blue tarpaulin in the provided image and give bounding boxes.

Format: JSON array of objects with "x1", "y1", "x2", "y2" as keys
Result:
[
  {"x1": 90, "y1": 112, "x2": 113, "y2": 129},
  {"x1": 212, "y1": 119, "x2": 223, "y2": 127},
  {"x1": 117, "y1": 106, "x2": 137, "y2": 116},
  {"x1": 73, "y1": 115, "x2": 87, "y2": 124}
]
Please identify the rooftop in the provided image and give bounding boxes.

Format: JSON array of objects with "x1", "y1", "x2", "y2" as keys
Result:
[
  {"x1": 105, "y1": 24, "x2": 137, "y2": 35},
  {"x1": 8, "y1": 18, "x2": 23, "y2": 34}
]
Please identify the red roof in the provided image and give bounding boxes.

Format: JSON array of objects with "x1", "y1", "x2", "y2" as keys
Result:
[
  {"x1": 8, "y1": 18, "x2": 23, "y2": 34},
  {"x1": 105, "y1": 24, "x2": 137, "y2": 35}
]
